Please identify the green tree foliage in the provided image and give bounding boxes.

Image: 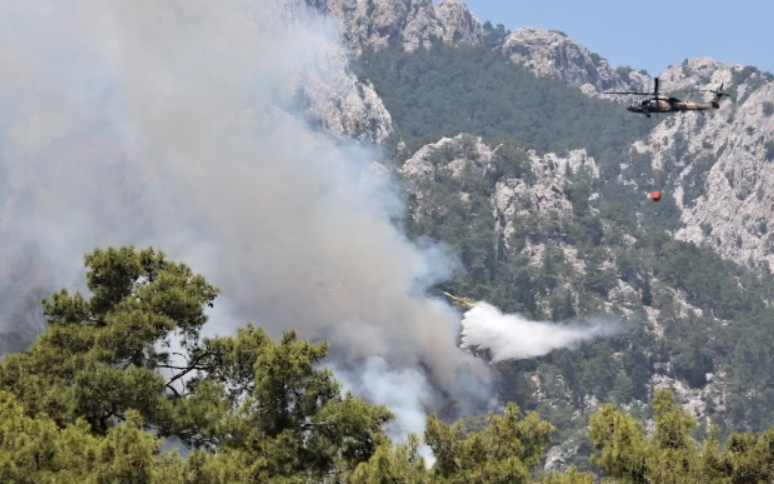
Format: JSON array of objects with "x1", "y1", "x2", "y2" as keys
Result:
[
  {"x1": 348, "y1": 434, "x2": 429, "y2": 483},
  {"x1": 0, "y1": 389, "x2": 183, "y2": 483},
  {"x1": 482, "y1": 21, "x2": 511, "y2": 49},
  {"x1": 0, "y1": 246, "x2": 219, "y2": 435},
  {"x1": 7, "y1": 246, "x2": 774, "y2": 481},
  {"x1": 0, "y1": 246, "x2": 393, "y2": 482},
  {"x1": 424, "y1": 403, "x2": 554, "y2": 482},
  {"x1": 590, "y1": 389, "x2": 774, "y2": 483}
]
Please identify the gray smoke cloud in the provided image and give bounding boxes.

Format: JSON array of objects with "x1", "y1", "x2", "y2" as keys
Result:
[
  {"x1": 460, "y1": 302, "x2": 623, "y2": 362},
  {"x1": 0, "y1": 0, "x2": 495, "y2": 436}
]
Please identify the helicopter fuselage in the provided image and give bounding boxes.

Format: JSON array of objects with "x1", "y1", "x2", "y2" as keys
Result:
[
  {"x1": 606, "y1": 77, "x2": 728, "y2": 118},
  {"x1": 626, "y1": 96, "x2": 719, "y2": 118}
]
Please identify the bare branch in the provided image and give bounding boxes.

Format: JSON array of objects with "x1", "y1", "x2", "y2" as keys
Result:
[{"x1": 164, "y1": 349, "x2": 214, "y2": 391}]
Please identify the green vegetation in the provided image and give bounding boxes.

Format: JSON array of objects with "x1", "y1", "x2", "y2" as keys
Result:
[
  {"x1": 589, "y1": 390, "x2": 774, "y2": 483},
  {"x1": 393, "y1": 126, "x2": 774, "y2": 468},
  {"x1": 682, "y1": 153, "x2": 718, "y2": 206},
  {"x1": 357, "y1": 40, "x2": 694, "y2": 232},
  {"x1": 765, "y1": 140, "x2": 774, "y2": 162},
  {"x1": 4, "y1": 246, "x2": 774, "y2": 482},
  {"x1": 4, "y1": 14, "x2": 774, "y2": 480},
  {"x1": 358, "y1": 40, "x2": 651, "y2": 180},
  {"x1": 482, "y1": 21, "x2": 511, "y2": 48}
]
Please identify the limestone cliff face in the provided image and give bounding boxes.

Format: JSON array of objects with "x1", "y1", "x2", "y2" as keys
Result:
[
  {"x1": 300, "y1": 74, "x2": 394, "y2": 144},
  {"x1": 399, "y1": 134, "x2": 599, "y2": 277},
  {"x1": 492, "y1": 148, "x2": 598, "y2": 247},
  {"x1": 312, "y1": 0, "x2": 481, "y2": 56},
  {"x1": 501, "y1": 27, "x2": 650, "y2": 98},
  {"x1": 283, "y1": 0, "x2": 396, "y2": 144},
  {"x1": 622, "y1": 58, "x2": 774, "y2": 270},
  {"x1": 434, "y1": 0, "x2": 483, "y2": 45},
  {"x1": 398, "y1": 134, "x2": 715, "y2": 471},
  {"x1": 492, "y1": 26, "x2": 774, "y2": 271},
  {"x1": 299, "y1": 0, "x2": 485, "y2": 144}
]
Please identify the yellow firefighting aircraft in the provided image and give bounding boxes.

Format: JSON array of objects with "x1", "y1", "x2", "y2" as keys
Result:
[
  {"x1": 605, "y1": 77, "x2": 730, "y2": 118},
  {"x1": 443, "y1": 292, "x2": 476, "y2": 310}
]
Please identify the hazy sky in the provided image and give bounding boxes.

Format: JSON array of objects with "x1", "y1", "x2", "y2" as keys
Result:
[{"x1": 456, "y1": 0, "x2": 774, "y2": 78}]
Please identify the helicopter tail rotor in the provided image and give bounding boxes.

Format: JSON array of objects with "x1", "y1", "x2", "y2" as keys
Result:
[{"x1": 699, "y1": 83, "x2": 730, "y2": 102}]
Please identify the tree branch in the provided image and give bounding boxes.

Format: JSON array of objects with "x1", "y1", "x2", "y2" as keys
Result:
[{"x1": 164, "y1": 350, "x2": 214, "y2": 390}]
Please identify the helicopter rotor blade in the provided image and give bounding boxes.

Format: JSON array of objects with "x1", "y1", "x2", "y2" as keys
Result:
[
  {"x1": 685, "y1": 83, "x2": 730, "y2": 98},
  {"x1": 604, "y1": 91, "x2": 652, "y2": 95}
]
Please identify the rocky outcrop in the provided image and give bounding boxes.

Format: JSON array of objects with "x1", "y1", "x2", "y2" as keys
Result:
[
  {"x1": 399, "y1": 134, "x2": 494, "y2": 218},
  {"x1": 286, "y1": 1, "x2": 396, "y2": 143},
  {"x1": 623, "y1": 58, "x2": 774, "y2": 270},
  {"x1": 300, "y1": 76, "x2": 394, "y2": 143},
  {"x1": 399, "y1": 135, "x2": 601, "y2": 275},
  {"x1": 399, "y1": 135, "x2": 598, "y2": 225},
  {"x1": 647, "y1": 372, "x2": 730, "y2": 434},
  {"x1": 501, "y1": 27, "x2": 650, "y2": 98},
  {"x1": 493, "y1": 149, "x2": 598, "y2": 244},
  {"x1": 312, "y1": 0, "x2": 481, "y2": 56},
  {"x1": 400, "y1": 134, "x2": 493, "y2": 178},
  {"x1": 492, "y1": 27, "x2": 774, "y2": 272},
  {"x1": 302, "y1": 0, "x2": 484, "y2": 144},
  {"x1": 434, "y1": 0, "x2": 483, "y2": 46}
]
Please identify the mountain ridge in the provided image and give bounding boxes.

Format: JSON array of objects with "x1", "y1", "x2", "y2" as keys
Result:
[{"x1": 330, "y1": 0, "x2": 774, "y2": 273}]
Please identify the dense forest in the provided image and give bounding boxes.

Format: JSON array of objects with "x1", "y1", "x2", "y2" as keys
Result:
[
  {"x1": 358, "y1": 40, "x2": 650, "y2": 167},
  {"x1": 355, "y1": 35, "x2": 774, "y2": 469},
  {"x1": 3, "y1": 246, "x2": 774, "y2": 482}
]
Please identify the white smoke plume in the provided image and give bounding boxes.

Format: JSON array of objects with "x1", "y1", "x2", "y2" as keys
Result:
[
  {"x1": 333, "y1": 358, "x2": 435, "y2": 440},
  {"x1": 460, "y1": 302, "x2": 623, "y2": 362},
  {"x1": 0, "y1": 0, "x2": 495, "y2": 438}
]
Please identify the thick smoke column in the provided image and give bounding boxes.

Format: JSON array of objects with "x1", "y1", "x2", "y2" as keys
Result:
[
  {"x1": 460, "y1": 302, "x2": 623, "y2": 362},
  {"x1": 0, "y1": 0, "x2": 494, "y2": 435}
]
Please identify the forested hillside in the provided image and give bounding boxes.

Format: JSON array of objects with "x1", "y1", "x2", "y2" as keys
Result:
[
  {"x1": 359, "y1": 40, "x2": 650, "y2": 167},
  {"x1": 3, "y1": 246, "x2": 774, "y2": 482},
  {"x1": 356, "y1": 36, "x2": 774, "y2": 469}
]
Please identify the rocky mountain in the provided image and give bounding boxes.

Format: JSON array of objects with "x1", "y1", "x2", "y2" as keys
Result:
[
  {"x1": 336, "y1": 2, "x2": 774, "y2": 470},
  {"x1": 290, "y1": 5, "x2": 395, "y2": 144},
  {"x1": 295, "y1": 0, "x2": 494, "y2": 144},
  {"x1": 501, "y1": 27, "x2": 651, "y2": 97},
  {"x1": 308, "y1": 1, "x2": 652, "y2": 107},
  {"x1": 400, "y1": 134, "x2": 597, "y2": 244},
  {"x1": 646, "y1": 60, "x2": 774, "y2": 271},
  {"x1": 395, "y1": 133, "x2": 748, "y2": 471},
  {"x1": 309, "y1": 0, "x2": 482, "y2": 55},
  {"x1": 300, "y1": 75, "x2": 394, "y2": 144}
]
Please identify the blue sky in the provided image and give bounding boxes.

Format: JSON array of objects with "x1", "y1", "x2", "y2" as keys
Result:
[{"x1": 453, "y1": 0, "x2": 774, "y2": 77}]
